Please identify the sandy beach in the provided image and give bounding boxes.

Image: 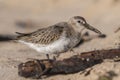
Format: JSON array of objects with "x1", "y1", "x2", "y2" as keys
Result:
[{"x1": 0, "y1": 0, "x2": 120, "y2": 80}]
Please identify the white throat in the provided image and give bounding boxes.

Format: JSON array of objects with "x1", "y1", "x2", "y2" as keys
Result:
[{"x1": 68, "y1": 20, "x2": 84, "y2": 33}]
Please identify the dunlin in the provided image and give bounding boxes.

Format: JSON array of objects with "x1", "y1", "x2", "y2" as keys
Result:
[{"x1": 16, "y1": 16, "x2": 102, "y2": 57}]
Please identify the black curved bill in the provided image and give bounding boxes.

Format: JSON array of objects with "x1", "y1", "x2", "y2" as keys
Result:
[{"x1": 84, "y1": 23, "x2": 102, "y2": 34}]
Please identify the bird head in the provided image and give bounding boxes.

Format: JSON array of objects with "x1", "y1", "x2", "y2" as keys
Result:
[{"x1": 68, "y1": 16, "x2": 102, "y2": 34}]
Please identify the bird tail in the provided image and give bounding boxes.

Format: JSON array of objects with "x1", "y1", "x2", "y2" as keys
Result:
[
  {"x1": 0, "y1": 32, "x2": 31, "y2": 41},
  {"x1": 16, "y1": 32, "x2": 29, "y2": 36},
  {"x1": 15, "y1": 32, "x2": 32, "y2": 39}
]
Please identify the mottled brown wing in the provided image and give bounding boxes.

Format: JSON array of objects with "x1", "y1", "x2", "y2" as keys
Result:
[{"x1": 17, "y1": 23, "x2": 65, "y2": 44}]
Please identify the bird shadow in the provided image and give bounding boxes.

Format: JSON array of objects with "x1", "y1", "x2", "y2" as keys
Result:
[{"x1": 75, "y1": 32, "x2": 106, "y2": 48}]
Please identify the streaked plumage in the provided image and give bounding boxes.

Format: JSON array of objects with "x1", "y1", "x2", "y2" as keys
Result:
[{"x1": 16, "y1": 16, "x2": 102, "y2": 55}]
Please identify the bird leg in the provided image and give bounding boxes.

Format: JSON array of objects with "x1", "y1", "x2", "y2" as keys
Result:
[
  {"x1": 46, "y1": 54, "x2": 50, "y2": 60},
  {"x1": 46, "y1": 54, "x2": 56, "y2": 61},
  {"x1": 53, "y1": 53, "x2": 60, "y2": 60},
  {"x1": 53, "y1": 56, "x2": 57, "y2": 61}
]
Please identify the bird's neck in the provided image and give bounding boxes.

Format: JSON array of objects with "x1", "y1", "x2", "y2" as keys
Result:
[{"x1": 66, "y1": 22, "x2": 81, "y2": 39}]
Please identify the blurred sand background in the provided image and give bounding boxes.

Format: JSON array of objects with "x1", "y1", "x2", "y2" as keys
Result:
[{"x1": 0, "y1": 0, "x2": 120, "y2": 80}]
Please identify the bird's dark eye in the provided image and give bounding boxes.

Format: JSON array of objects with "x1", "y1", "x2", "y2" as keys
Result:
[{"x1": 77, "y1": 21, "x2": 81, "y2": 23}]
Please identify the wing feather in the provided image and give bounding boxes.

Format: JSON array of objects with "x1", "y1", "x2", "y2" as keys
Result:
[{"x1": 17, "y1": 22, "x2": 66, "y2": 44}]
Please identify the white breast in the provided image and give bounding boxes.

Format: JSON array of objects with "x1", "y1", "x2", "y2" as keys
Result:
[{"x1": 18, "y1": 36, "x2": 71, "y2": 54}]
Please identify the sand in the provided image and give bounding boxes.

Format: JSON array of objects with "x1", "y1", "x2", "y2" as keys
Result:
[{"x1": 0, "y1": 0, "x2": 120, "y2": 80}]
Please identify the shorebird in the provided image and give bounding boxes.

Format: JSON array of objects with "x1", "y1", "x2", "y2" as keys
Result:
[{"x1": 16, "y1": 16, "x2": 103, "y2": 57}]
